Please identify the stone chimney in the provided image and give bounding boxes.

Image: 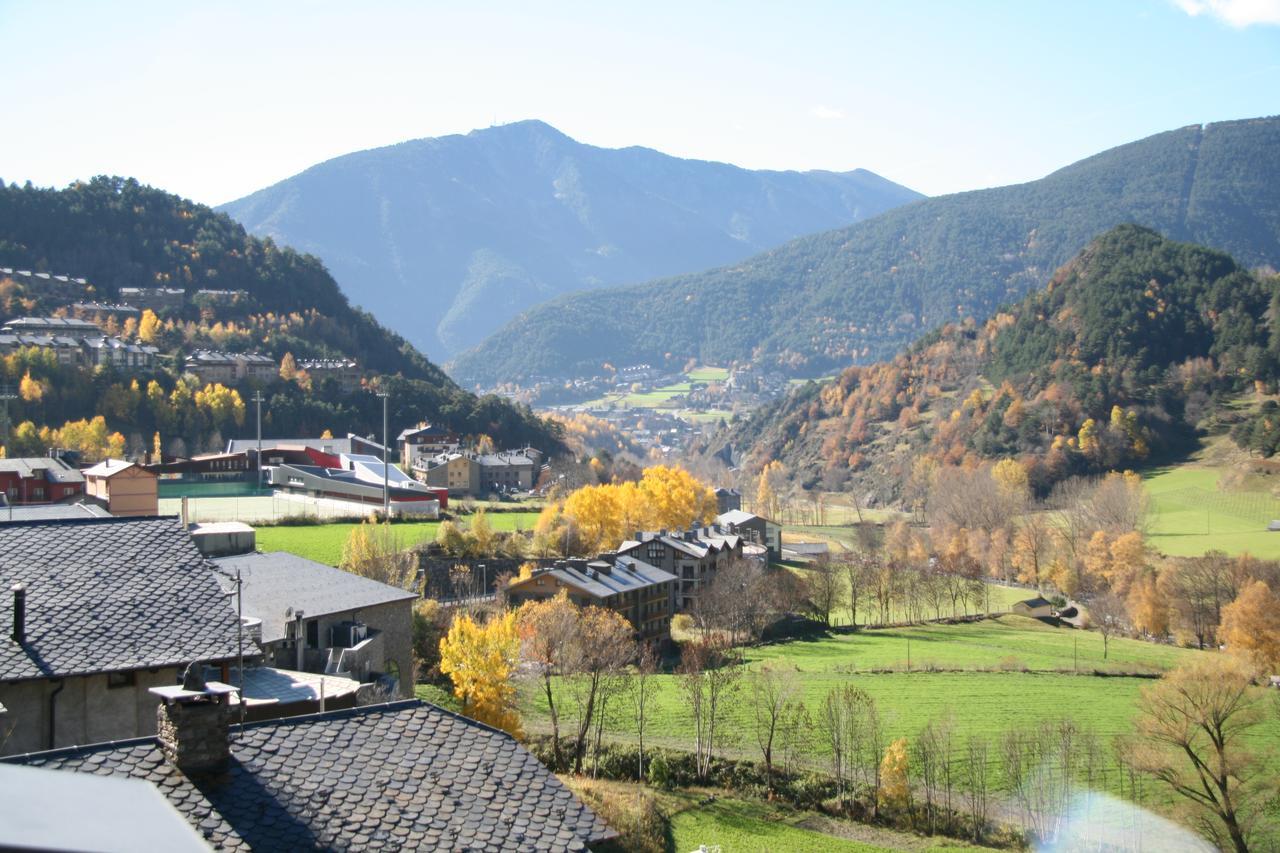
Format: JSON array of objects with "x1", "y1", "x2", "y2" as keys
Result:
[{"x1": 150, "y1": 662, "x2": 237, "y2": 773}]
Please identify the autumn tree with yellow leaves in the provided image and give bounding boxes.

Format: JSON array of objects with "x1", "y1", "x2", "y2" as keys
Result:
[
  {"x1": 438, "y1": 611, "x2": 522, "y2": 737},
  {"x1": 535, "y1": 464, "x2": 717, "y2": 554}
]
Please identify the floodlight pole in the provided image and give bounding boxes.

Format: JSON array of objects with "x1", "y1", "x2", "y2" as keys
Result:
[
  {"x1": 252, "y1": 391, "x2": 264, "y2": 491},
  {"x1": 378, "y1": 390, "x2": 390, "y2": 519}
]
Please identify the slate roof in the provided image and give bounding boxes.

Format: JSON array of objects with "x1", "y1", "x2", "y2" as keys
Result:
[
  {"x1": 6, "y1": 700, "x2": 614, "y2": 851},
  {"x1": 1016, "y1": 596, "x2": 1053, "y2": 609},
  {"x1": 0, "y1": 503, "x2": 110, "y2": 523},
  {"x1": 0, "y1": 456, "x2": 85, "y2": 484},
  {"x1": 510, "y1": 556, "x2": 676, "y2": 600},
  {"x1": 0, "y1": 516, "x2": 242, "y2": 681},
  {"x1": 210, "y1": 552, "x2": 418, "y2": 644}
]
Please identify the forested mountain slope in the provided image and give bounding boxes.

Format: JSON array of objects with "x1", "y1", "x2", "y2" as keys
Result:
[
  {"x1": 219, "y1": 119, "x2": 921, "y2": 359},
  {"x1": 0, "y1": 177, "x2": 560, "y2": 453},
  {"x1": 453, "y1": 116, "x2": 1280, "y2": 385},
  {"x1": 696, "y1": 226, "x2": 1280, "y2": 502}
]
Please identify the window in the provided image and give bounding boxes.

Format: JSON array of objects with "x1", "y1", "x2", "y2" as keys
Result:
[
  {"x1": 647, "y1": 543, "x2": 663, "y2": 561},
  {"x1": 306, "y1": 619, "x2": 319, "y2": 649},
  {"x1": 107, "y1": 671, "x2": 136, "y2": 689}
]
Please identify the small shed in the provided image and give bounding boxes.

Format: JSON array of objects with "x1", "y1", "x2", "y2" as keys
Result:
[
  {"x1": 1012, "y1": 596, "x2": 1054, "y2": 618},
  {"x1": 82, "y1": 459, "x2": 158, "y2": 516},
  {"x1": 1268, "y1": 520, "x2": 1280, "y2": 532}
]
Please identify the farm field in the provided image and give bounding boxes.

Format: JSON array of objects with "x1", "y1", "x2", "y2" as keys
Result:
[
  {"x1": 256, "y1": 511, "x2": 540, "y2": 565},
  {"x1": 1144, "y1": 464, "x2": 1280, "y2": 558},
  {"x1": 686, "y1": 366, "x2": 730, "y2": 383}
]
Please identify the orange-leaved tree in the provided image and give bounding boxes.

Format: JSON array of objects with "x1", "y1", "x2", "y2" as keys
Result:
[{"x1": 1220, "y1": 579, "x2": 1280, "y2": 673}]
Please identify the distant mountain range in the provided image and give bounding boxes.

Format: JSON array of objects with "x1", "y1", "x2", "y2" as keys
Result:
[
  {"x1": 218, "y1": 120, "x2": 922, "y2": 361},
  {"x1": 451, "y1": 115, "x2": 1280, "y2": 386}
]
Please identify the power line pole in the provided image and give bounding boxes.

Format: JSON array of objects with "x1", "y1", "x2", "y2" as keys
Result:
[
  {"x1": 378, "y1": 390, "x2": 390, "y2": 519},
  {"x1": 252, "y1": 391, "x2": 264, "y2": 492}
]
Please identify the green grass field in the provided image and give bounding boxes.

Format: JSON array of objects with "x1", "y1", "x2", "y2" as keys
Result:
[
  {"x1": 256, "y1": 511, "x2": 540, "y2": 565},
  {"x1": 518, "y1": 616, "x2": 1280, "y2": 795},
  {"x1": 687, "y1": 366, "x2": 730, "y2": 383},
  {"x1": 564, "y1": 778, "x2": 999, "y2": 853},
  {"x1": 1144, "y1": 465, "x2": 1280, "y2": 558}
]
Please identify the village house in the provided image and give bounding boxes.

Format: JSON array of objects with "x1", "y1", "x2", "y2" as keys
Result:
[
  {"x1": 69, "y1": 301, "x2": 140, "y2": 323},
  {"x1": 0, "y1": 457, "x2": 84, "y2": 505},
  {"x1": 617, "y1": 525, "x2": 745, "y2": 612},
  {"x1": 715, "y1": 486, "x2": 743, "y2": 514},
  {"x1": 210, "y1": 551, "x2": 417, "y2": 698},
  {"x1": 2, "y1": 316, "x2": 102, "y2": 336},
  {"x1": 398, "y1": 422, "x2": 461, "y2": 470},
  {"x1": 0, "y1": 516, "x2": 243, "y2": 755},
  {"x1": 505, "y1": 554, "x2": 677, "y2": 641},
  {"x1": 716, "y1": 508, "x2": 782, "y2": 562},
  {"x1": 184, "y1": 349, "x2": 278, "y2": 385},
  {"x1": 0, "y1": 317, "x2": 157, "y2": 371},
  {"x1": 118, "y1": 286, "x2": 185, "y2": 313},
  {"x1": 83, "y1": 459, "x2": 158, "y2": 516},
  {"x1": 414, "y1": 446, "x2": 542, "y2": 497},
  {"x1": 297, "y1": 357, "x2": 361, "y2": 393},
  {"x1": 4, "y1": 692, "x2": 613, "y2": 851}
]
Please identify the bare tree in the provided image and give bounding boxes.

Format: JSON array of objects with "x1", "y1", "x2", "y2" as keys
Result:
[
  {"x1": 821, "y1": 684, "x2": 885, "y2": 814},
  {"x1": 565, "y1": 607, "x2": 636, "y2": 774},
  {"x1": 1123, "y1": 657, "x2": 1270, "y2": 853},
  {"x1": 630, "y1": 642, "x2": 659, "y2": 780},
  {"x1": 962, "y1": 734, "x2": 991, "y2": 843},
  {"x1": 841, "y1": 553, "x2": 875, "y2": 628},
  {"x1": 678, "y1": 641, "x2": 743, "y2": 780},
  {"x1": 804, "y1": 556, "x2": 845, "y2": 626},
  {"x1": 1087, "y1": 591, "x2": 1127, "y2": 660},
  {"x1": 749, "y1": 662, "x2": 800, "y2": 791},
  {"x1": 516, "y1": 592, "x2": 582, "y2": 770},
  {"x1": 695, "y1": 557, "x2": 776, "y2": 645}
]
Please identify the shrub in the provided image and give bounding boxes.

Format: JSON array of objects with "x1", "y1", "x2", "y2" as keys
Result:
[
  {"x1": 649, "y1": 752, "x2": 674, "y2": 791},
  {"x1": 671, "y1": 613, "x2": 694, "y2": 633}
]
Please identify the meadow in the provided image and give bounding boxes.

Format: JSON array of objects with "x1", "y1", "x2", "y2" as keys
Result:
[
  {"x1": 517, "y1": 616, "x2": 1280, "y2": 796},
  {"x1": 256, "y1": 510, "x2": 540, "y2": 565},
  {"x1": 1143, "y1": 464, "x2": 1280, "y2": 558}
]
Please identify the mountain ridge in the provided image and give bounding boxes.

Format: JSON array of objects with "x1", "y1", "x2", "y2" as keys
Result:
[
  {"x1": 694, "y1": 225, "x2": 1280, "y2": 502},
  {"x1": 451, "y1": 115, "x2": 1280, "y2": 385},
  {"x1": 219, "y1": 120, "x2": 923, "y2": 360}
]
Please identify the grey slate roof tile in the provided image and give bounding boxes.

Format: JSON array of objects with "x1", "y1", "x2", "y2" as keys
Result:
[
  {"x1": 0, "y1": 516, "x2": 241, "y2": 680},
  {"x1": 6, "y1": 700, "x2": 613, "y2": 851}
]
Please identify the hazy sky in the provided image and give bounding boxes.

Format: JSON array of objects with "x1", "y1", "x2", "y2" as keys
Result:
[{"x1": 2, "y1": 0, "x2": 1278, "y2": 206}]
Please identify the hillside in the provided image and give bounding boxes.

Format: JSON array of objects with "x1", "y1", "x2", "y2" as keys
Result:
[
  {"x1": 218, "y1": 120, "x2": 922, "y2": 359},
  {"x1": 0, "y1": 177, "x2": 560, "y2": 454},
  {"x1": 453, "y1": 115, "x2": 1280, "y2": 385},
  {"x1": 696, "y1": 226, "x2": 1280, "y2": 502}
]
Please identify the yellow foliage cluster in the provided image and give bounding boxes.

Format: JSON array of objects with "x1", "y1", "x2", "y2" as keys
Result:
[
  {"x1": 438, "y1": 611, "x2": 522, "y2": 736},
  {"x1": 535, "y1": 464, "x2": 717, "y2": 555}
]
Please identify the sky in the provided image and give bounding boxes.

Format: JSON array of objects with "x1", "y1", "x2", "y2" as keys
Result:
[{"x1": 1, "y1": 0, "x2": 1278, "y2": 206}]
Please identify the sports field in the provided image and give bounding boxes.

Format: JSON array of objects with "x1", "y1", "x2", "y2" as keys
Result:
[
  {"x1": 256, "y1": 511, "x2": 540, "y2": 565},
  {"x1": 1144, "y1": 465, "x2": 1280, "y2": 558}
]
